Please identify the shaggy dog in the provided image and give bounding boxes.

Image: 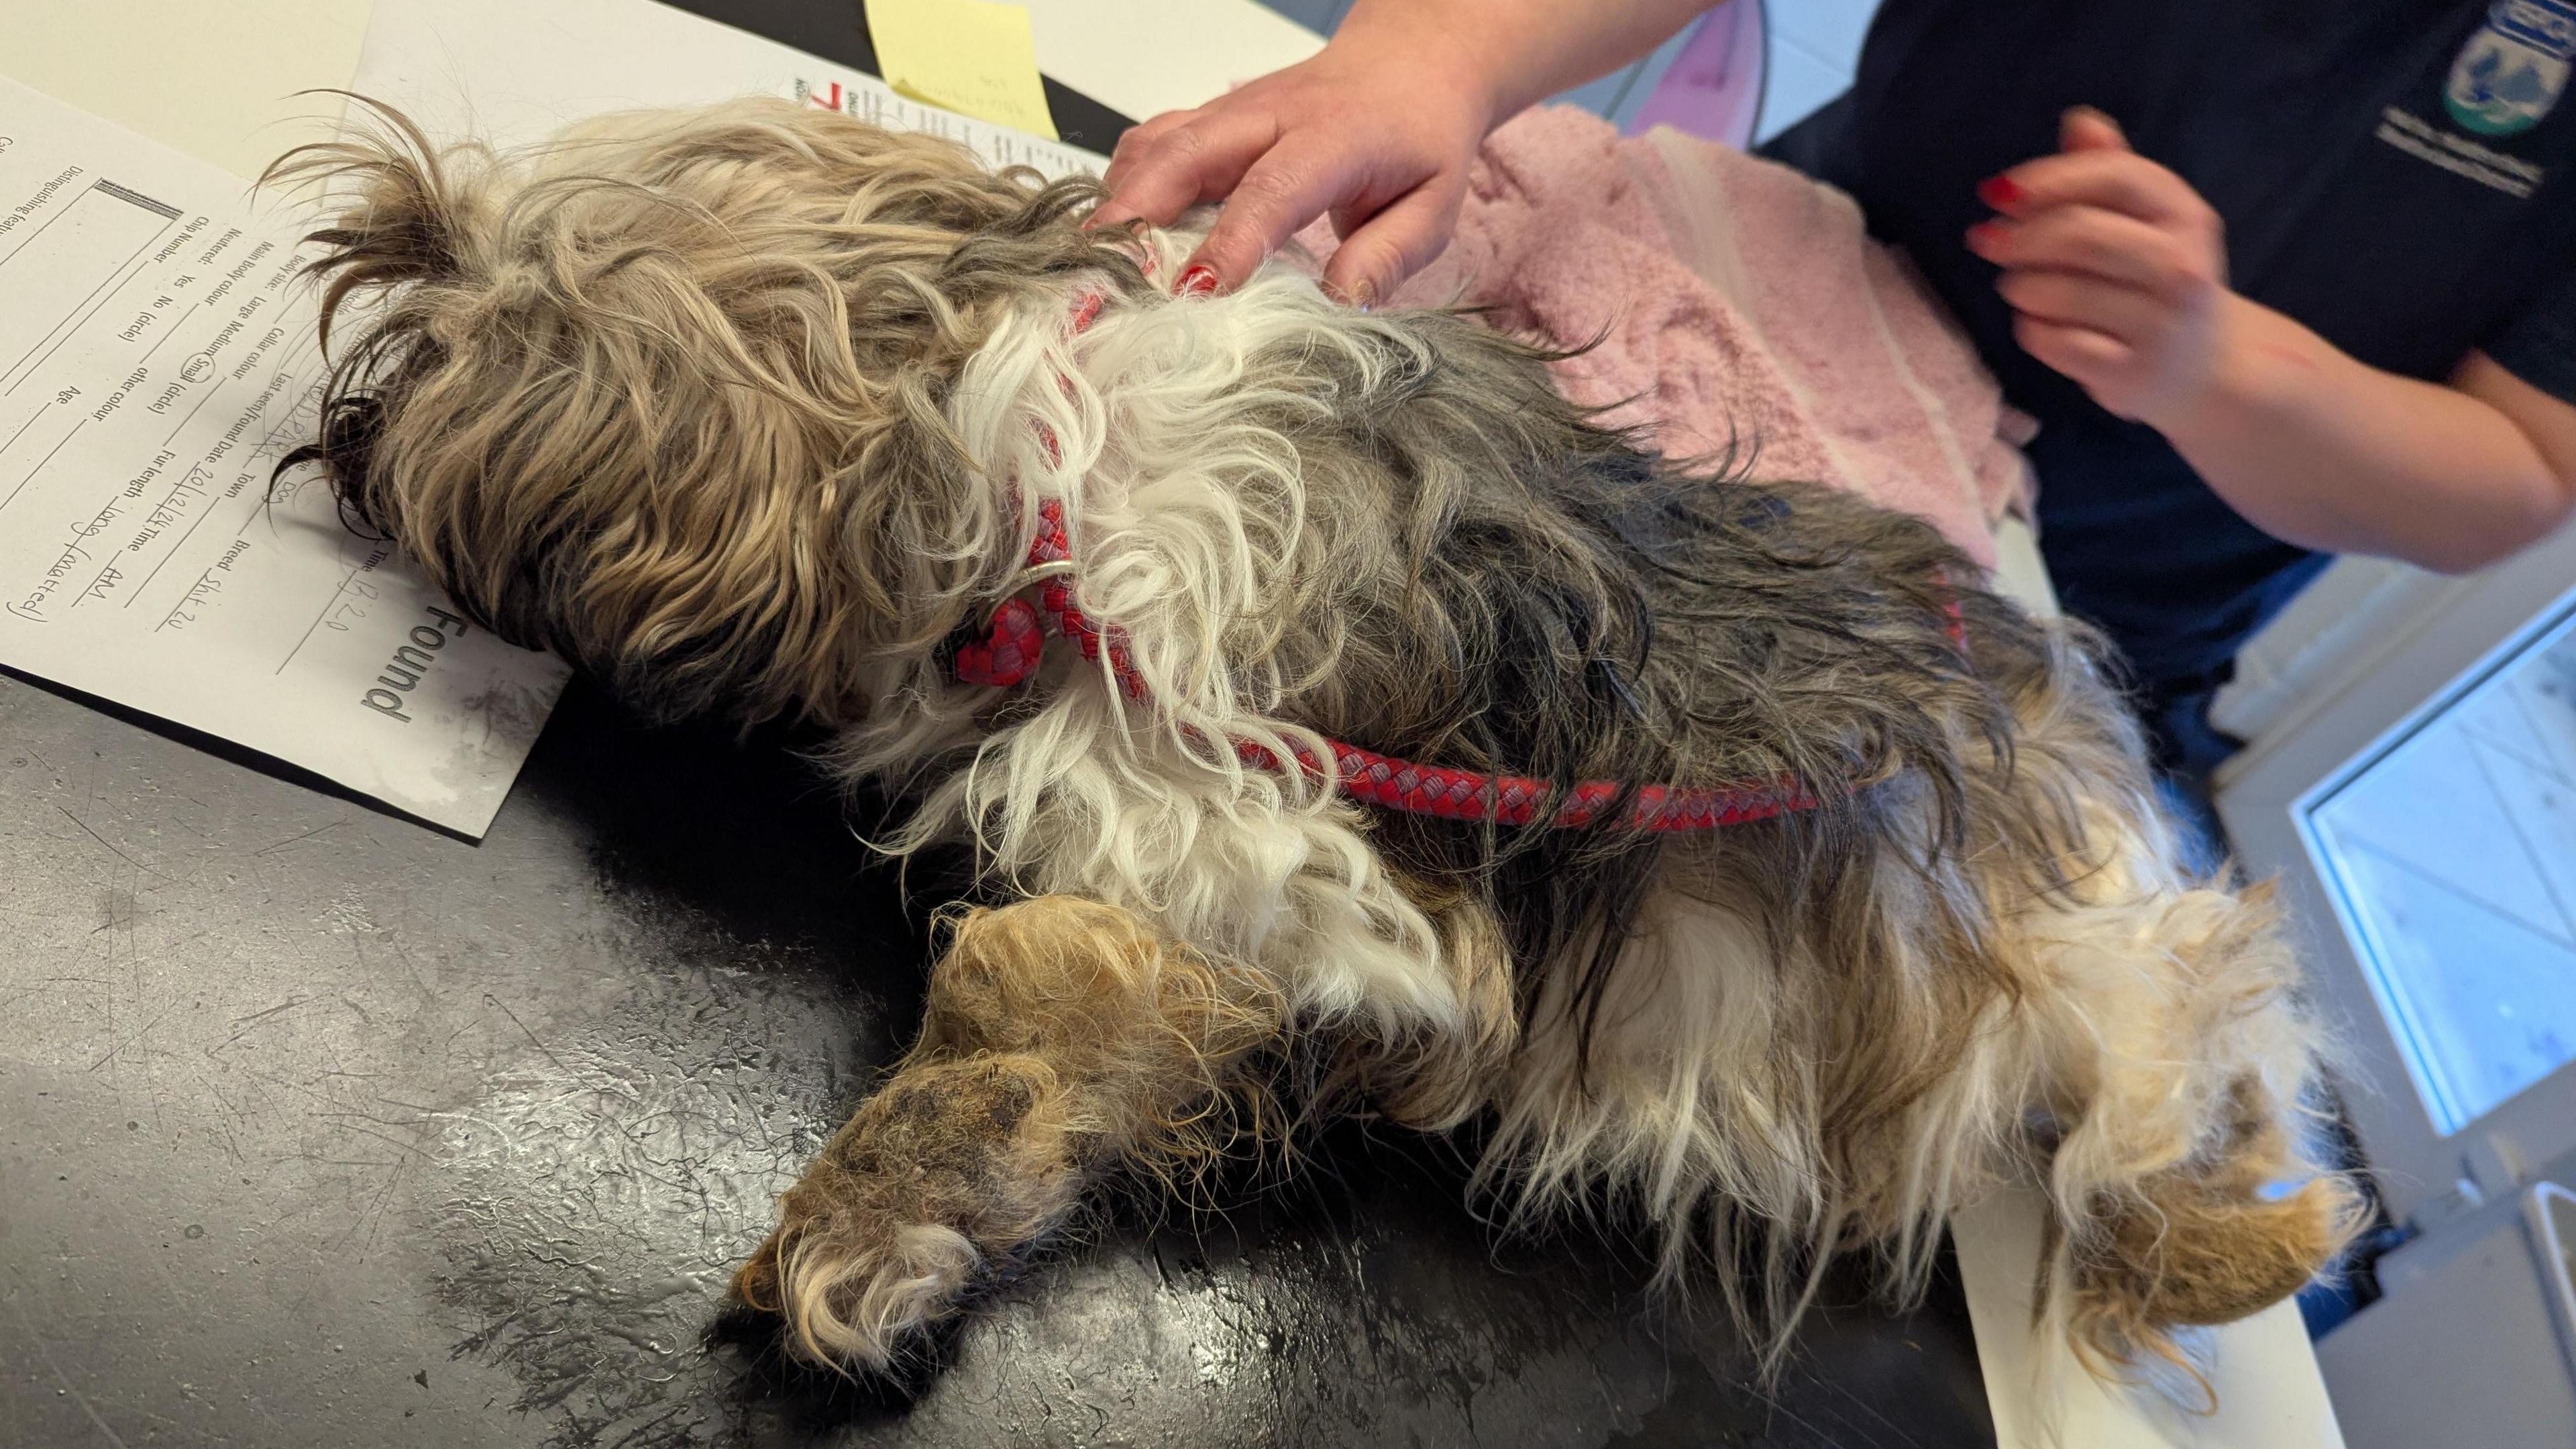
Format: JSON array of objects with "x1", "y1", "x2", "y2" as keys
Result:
[{"x1": 274, "y1": 99, "x2": 2358, "y2": 1384}]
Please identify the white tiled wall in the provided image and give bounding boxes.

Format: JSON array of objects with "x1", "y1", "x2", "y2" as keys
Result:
[
  {"x1": 1248, "y1": 0, "x2": 1881, "y2": 142},
  {"x1": 1756, "y1": 0, "x2": 1873, "y2": 142},
  {"x1": 1769, "y1": 0, "x2": 1880, "y2": 76}
]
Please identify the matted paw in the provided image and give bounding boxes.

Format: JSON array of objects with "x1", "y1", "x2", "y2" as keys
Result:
[
  {"x1": 2098, "y1": 1175, "x2": 2357, "y2": 1328},
  {"x1": 734, "y1": 1215, "x2": 983, "y2": 1371},
  {"x1": 731, "y1": 1053, "x2": 1082, "y2": 1372},
  {"x1": 2068, "y1": 1169, "x2": 2364, "y2": 1382}
]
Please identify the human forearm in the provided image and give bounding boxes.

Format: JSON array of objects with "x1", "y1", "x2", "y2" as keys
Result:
[
  {"x1": 2159, "y1": 301, "x2": 2576, "y2": 572},
  {"x1": 1976, "y1": 109, "x2": 2576, "y2": 574},
  {"x1": 1334, "y1": 0, "x2": 1714, "y2": 124}
]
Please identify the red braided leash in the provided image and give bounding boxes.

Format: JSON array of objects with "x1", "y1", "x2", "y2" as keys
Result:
[
  {"x1": 947, "y1": 290, "x2": 1960, "y2": 834},
  {"x1": 953, "y1": 496, "x2": 1825, "y2": 830}
]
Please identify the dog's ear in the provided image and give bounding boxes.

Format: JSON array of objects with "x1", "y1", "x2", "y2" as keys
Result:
[
  {"x1": 264, "y1": 96, "x2": 498, "y2": 537},
  {"x1": 262, "y1": 94, "x2": 481, "y2": 352}
]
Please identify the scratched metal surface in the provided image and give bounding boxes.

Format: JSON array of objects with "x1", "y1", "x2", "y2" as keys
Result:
[{"x1": 0, "y1": 668, "x2": 1995, "y2": 1448}]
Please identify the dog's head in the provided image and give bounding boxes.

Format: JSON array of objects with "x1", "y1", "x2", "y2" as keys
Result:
[{"x1": 276, "y1": 99, "x2": 1140, "y2": 729}]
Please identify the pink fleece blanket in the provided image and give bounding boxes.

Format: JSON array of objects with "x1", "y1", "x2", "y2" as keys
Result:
[{"x1": 1294, "y1": 107, "x2": 2031, "y2": 567}]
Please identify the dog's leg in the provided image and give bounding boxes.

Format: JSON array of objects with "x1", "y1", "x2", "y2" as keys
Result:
[
  {"x1": 2013, "y1": 816, "x2": 2364, "y2": 1376},
  {"x1": 732, "y1": 894, "x2": 1283, "y2": 1371}
]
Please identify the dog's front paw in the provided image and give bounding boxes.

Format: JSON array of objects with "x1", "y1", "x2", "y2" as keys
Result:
[
  {"x1": 732, "y1": 1055, "x2": 1081, "y2": 1372},
  {"x1": 733, "y1": 1215, "x2": 983, "y2": 1371}
]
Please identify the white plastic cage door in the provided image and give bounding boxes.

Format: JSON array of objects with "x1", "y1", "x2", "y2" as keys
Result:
[{"x1": 2218, "y1": 522, "x2": 2576, "y2": 1228}]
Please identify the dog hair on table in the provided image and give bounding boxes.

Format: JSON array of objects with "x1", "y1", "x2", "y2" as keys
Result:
[{"x1": 271, "y1": 97, "x2": 2361, "y2": 1390}]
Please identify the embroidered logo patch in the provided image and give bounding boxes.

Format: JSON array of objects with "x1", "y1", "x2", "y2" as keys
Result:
[{"x1": 2447, "y1": 0, "x2": 2576, "y2": 137}]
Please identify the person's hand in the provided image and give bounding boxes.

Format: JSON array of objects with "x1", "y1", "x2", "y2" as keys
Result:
[
  {"x1": 1968, "y1": 107, "x2": 2242, "y2": 427},
  {"x1": 1090, "y1": 28, "x2": 1494, "y2": 307}
]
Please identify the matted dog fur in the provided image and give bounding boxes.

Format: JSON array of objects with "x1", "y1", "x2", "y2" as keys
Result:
[{"x1": 271, "y1": 98, "x2": 2360, "y2": 1391}]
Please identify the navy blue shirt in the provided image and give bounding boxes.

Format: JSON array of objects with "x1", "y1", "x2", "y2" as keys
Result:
[{"x1": 1776, "y1": 0, "x2": 2576, "y2": 765}]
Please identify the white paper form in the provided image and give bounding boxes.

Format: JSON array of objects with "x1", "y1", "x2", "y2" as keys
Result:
[
  {"x1": 350, "y1": 0, "x2": 1108, "y2": 172},
  {"x1": 1952, "y1": 1191, "x2": 2349, "y2": 1449},
  {"x1": 0, "y1": 76, "x2": 570, "y2": 838}
]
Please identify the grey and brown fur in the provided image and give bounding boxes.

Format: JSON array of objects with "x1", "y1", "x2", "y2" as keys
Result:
[{"x1": 272, "y1": 98, "x2": 2361, "y2": 1393}]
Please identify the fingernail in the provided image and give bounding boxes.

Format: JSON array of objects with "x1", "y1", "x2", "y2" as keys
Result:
[
  {"x1": 1175, "y1": 264, "x2": 1218, "y2": 297},
  {"x1": 1977, "y1": 175, "x2": 2025, "y2": 211},
  {"x1": 1345, "y1": 278, "x2": 1377, "y2": 312},
  {"x1": 1966, "y1": 220, "x2": 2008, "y2": 253}
]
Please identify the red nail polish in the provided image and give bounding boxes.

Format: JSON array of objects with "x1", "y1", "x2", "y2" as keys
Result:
[
  {"x1": 1175, "y1": 265, "x2": 1218, "y2": 297},
  {"x1": 1966, "y1": 220, "x2": 2007, "y2": 252},
  {"x1": 1978, "y1": 175, "x2": 2025, "y2": 211}
]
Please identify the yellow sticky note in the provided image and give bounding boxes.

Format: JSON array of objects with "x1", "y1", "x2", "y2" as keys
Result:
[{"x1": 865, "y1": 0, "x2": 1060, "y2": 141}]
